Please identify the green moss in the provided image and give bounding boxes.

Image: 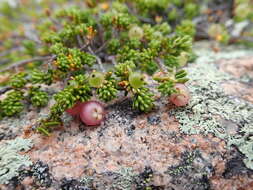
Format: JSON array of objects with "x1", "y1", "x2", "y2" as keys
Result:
[
  {"x1": 170, "y1": 46, "x2": 253, "y2": 169},
  {"x1": 0, "y1": 137, "x2": 33, "y2": 184}
]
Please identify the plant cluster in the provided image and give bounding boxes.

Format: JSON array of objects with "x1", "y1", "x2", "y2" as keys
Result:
[
  {"x1": 0, "y1": 69, "x2": 51, "y2": 118},
  {"x1": 0, "y1": 0, "x2": 252, "y2": 69},
  {"x1": 0, "y1": 1, "x2": 194, "y2": 135}
]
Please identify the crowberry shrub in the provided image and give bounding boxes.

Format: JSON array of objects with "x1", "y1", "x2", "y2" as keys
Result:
[{"x1": 0, "y1": 0, "x2": 197, "y2": 135}]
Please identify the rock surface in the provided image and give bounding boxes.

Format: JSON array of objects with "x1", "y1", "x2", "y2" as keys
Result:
[{"x1": 0, "y1": 43, "x2": 253, "y2": 190}]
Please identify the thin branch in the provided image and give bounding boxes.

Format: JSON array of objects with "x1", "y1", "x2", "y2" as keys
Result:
[
  {"x1": 127, "y1": 5, "x2": 155, "y2": 24},
  {"x1": 0, "y1": 86, "x2": 12, "y2": 95},
  {"x1": 0, "y1": 47, "x2": 23, "y2": 57},
  {"x1": 155, "y1": 58, "x2": 167, "y2": 73},
  {"x1": 77, "y1": 35, "x2": 84, "y2": 48},
  {"x1": 0, "y1": 56, "x2": 52, "y2": 73},
  {"x1": 87, "y1": 46, "x2": 105, "y2": 72},
  {"x1": 46, "y1": 55, "x2": 57, "y2": 69},
  {"x1": 80, "y1": 41, "x2": 90, "y2": 51},
  {"x1": 107, "y1": 55, "x2": 117, "y2": 66},
  {"x1": 137, "y1": 16, "x2": 155, "y2": 24},
  {"x1": 95, "y1": 41, "x2": 108, "y2": 54}
]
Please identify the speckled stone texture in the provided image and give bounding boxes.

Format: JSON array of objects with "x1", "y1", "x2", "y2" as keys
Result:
[{"x1": 0, "y1": 44, "x2": 253, "y2": 190}]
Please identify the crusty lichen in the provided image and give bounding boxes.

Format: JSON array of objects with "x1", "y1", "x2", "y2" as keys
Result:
[
  {"x1": 112, "y1": 168, "x2": 137, "y2": 190},
  {"x1": 81, "y1": 167, "x2": 137, "y2": 190},
  {"x1": 170, "y1": 45, "x2": 253, "y2": 169},
  {"x1": 166, "y1": 150, "x2": 211, "y2": 189},
  {"x1": 0, "y1": 137, "x2": 33, "y2": 184},
  {"x1": 166, "y1": 151, "x2": 198, "y2": 177}
]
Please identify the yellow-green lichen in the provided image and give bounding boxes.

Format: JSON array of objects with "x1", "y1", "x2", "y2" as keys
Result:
[
  {"x1": 170, "y1": 46, "x2": 253, "y2": 169},
  {"x1": 0, "y1": 137, "x2": 33, "y2": 184}
]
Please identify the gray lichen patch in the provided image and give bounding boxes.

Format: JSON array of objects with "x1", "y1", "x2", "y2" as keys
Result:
[
  {"x1": 170, "y1": 46, "x2": 253, "y2": 169},
  {"x1": 166, "y1": 150, "x2": 212, "y2": 190},
  {"x1": 0, "y1": 111, "x2": 32, "y2": 140},
  {"x1": 80, "y1": 168, "x2": 137, "y2": 190},
  {"x1": 112, "y1": 168, "x2": 137, "y2": 190},
  {"x1": 0, "y1": 137, "x2": 33, "y2": 184},
  {"x1": 81, "y1": 167, "x2": 159, "y2": 190}
]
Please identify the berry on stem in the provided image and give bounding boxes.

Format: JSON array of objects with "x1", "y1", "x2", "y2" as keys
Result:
[
  {"x1": 128, "y1": 26, "x2": 144, "y2": 39},
  {"x1": 88, "y1": 71, "x2": 105, "y2": 88},
  {"x1": 169, "y1": 83, "x2": 190, "y2": 107},
  {"x1": 129, "y1": 72, "x2": 145, "y2": 89}
]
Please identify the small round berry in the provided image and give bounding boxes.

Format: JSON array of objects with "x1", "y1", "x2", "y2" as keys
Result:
[
  {"x1": 128, "y1": 26, "x2": 144, "y2": 39},
  {"x1": 88, "y1": 72, "x2": 105, "y2": 88},
  {"x1": 129, "y1": 72, "x2": 145, "y2": 89},
  {"x1": 80, "y1": 101, "x2": 105, "y2": 126},
  {"x1": 169, "y1": 84, "x2": 190, "y2": 107}
]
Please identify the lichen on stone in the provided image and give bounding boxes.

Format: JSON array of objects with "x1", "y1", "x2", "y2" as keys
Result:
[
  {"x1": 166, "y1": 150, "x2": 212, "y2": 189},
  {"x1": 0, "y1": 137, "x2": 33, "y2": 184},
  {"x1": 112, "y1": 167, "x2": 137, "y2": 190},
  {"x1": 0, "y1": 111, "x2": 31, "y2": 140},
  {"x1": 166, "y1": 151, "x2": 198, "y2": 177},
  {"x1": 170, "y1": 47, "x2": 253, "y2": 169}
]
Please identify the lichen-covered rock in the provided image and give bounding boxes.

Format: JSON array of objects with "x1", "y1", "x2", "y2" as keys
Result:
[
  {"x1": 170, "y1": 46, "x2": 253, "y2": 170},
  {"x1": 0, "y1": 137, "x2": 33, "y2": 184}
]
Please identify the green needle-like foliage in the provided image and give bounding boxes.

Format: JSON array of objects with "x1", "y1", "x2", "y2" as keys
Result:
[
  {"x1": 9, "y1": 72, "x2": 27, "y2": 88},
  {"x1": 138, "y1": 48, "x2": 158, "y2": 75},
  {"x1": 175, "y1": 70, "x2": 189, "y2": 83},
  {"x1": 184, "y1": 3, "x2": 199, "y2": 19},
  {"x1": 97, "y1": 80, "x2": 118, "y2": 102},
  {"x1": 155, "y1": 69, "x2": 189, "y2": 96},
  {"x1": 132, "y1": 87, "x2": 154, "y2": 112},
  {"x1": 158, "y1": 81, "x2": 177, "y2": 96},
  {"x1": 54, "y1": 48, "x2": 95, "y2": 72},
  {"x1": 29, "y1": 87, "x2": 49, "y2": 107},
  {"x1": 70, "y1": 74, "x2": 92, "y2": 102},
  {"x1": 38, "y1": 74, "x2": 92, "y2": 135},
  {"x1": 0, "y1": 90, "x2": 24, "y2": 117},
  {"x1": 22, "y1": 40, "x2": 36, "y2": 56},
  {"x1": 51, "y1": 87, "x2": 76, "y2": 116},
  {"x1": 30, "y1": 69, "x2": 53, "y2": 85},
  {"x1": 165, "y1": 35, "x2": 193, "y2": 56},
  {"x1": 115, "y1": 61, "x2": 136, "y2": 79},
  {"x1": 176, "y1": 20, "x2": 196, "y2": 37},
  {"x1": 51, "y1": 74, "x2": 92, "y2": 118}
]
